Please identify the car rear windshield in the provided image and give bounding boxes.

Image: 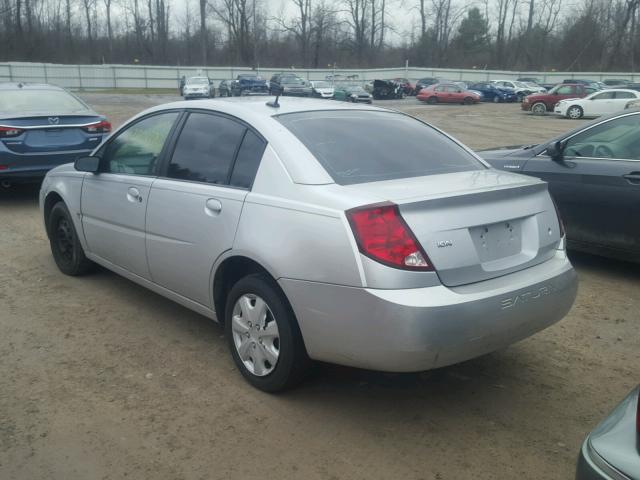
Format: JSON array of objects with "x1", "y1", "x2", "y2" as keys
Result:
[
  {"x1": 276, "y1": 110, "x2": 485, "y2": 185},
  {"x1": 0, "y1": 89, "x2": 89, "y2": 114}
]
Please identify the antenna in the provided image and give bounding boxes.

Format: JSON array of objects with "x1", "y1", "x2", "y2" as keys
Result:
[{"x1": 266, "y1": 90, "x2": 281, "y2": 108}]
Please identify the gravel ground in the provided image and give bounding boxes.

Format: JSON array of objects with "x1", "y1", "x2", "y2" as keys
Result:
[{"x1": 1, "y1": 94, "x2": 639, "y2": 480}]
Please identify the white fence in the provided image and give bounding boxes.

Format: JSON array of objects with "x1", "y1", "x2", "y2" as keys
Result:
[{"x1": 0, "y1": 62, "x2": 638, "y2": 89}]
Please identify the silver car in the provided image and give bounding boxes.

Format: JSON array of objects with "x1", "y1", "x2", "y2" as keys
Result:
[{"x1": 40, "y1": 98, "x2": 577, "y2": 392}]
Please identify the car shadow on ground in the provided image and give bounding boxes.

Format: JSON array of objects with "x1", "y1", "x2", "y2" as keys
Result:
[{"x1": 0, "y1": 182, "x2": 41, "y2": 204}]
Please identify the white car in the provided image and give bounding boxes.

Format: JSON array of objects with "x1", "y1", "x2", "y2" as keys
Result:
[
  {"x1": 522, "y1": 82, "x2": 547, "y2": 93},
  {"x1": 491, "y1": 80, "x2": 540, "y2": 100},
  {"x1": 309, "y1": 80, "x2": 335, "y2": 99},
  {"x1": 183, "y1": 77, "x2": 213, "y2": 99},
  {"x1": 554, "y1": 89, "x2": 640, "y2": 119}
]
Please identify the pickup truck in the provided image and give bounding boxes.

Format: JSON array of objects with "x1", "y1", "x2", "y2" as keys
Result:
[{"x1": 521, "y1": 83, "x2": 599, "y2": 115}]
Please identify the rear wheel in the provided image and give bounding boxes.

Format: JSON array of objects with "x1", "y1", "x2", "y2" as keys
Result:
[
  {"x1": 492, "y1": 95, "x2": 500, "y2": 103},
  {"x1": 567, "y1": 105, "x2": 584, "y2": 119},
  {"x1": 225, "y1": 274, "x2": 310, "y2": 392},
  {"x1": 531, "y1": 102, "x2": 547, "y2": 115},
  {"x1": 47, "y1": 202, "x2": 93, "y2": 276},
  {"x1": 426, "y1": 96, "x2": 437, "y2": 105}
]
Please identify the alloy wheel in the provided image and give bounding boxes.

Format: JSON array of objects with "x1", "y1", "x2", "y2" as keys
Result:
[
  {"x1": 568, "y1": 106, "x2": 583, "y2": 119},
  {"x1": 231, "y1": 294, "x2": 280, "y2": 377}
]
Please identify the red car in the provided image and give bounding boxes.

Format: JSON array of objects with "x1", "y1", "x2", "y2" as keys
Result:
[
  {"x1": 417, "y1": 83, "x2": 481, "y2": 105},
  {"x1": 521, "y1": 83, "x2": 599, "y2": 115}
]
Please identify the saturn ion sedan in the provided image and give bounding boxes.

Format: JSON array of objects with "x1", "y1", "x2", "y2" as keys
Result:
[{"x1": 40, "y1": 98, "x2": 577, "y2": 392}]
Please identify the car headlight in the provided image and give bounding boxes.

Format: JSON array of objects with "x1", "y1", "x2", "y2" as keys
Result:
[{"x1": 351, "y1": 93, "x2": 357, "y2": 98}]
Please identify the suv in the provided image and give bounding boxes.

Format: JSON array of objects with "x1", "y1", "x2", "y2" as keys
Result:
[
  {"x1": 522, "y1": 83, "x2": 599, "y2": 115},
  {"x1": 269, "y1": 73, "x2": 312, "y2": 97}
]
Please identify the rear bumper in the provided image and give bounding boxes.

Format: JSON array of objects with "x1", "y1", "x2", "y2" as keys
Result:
[
  {"x1": 576, "y1": 440, "x2": 632, "y2": 480},
  {"x1": 280, "y1": 250, "x2": 577, "y2": 372},
  {"x1": 0, "y1": 150, "x2": 91, "y2": 181}
]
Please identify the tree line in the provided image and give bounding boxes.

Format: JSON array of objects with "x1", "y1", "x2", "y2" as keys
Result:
[{"x1": 1, "y1": 0, "x2": 639, "y2": 72}]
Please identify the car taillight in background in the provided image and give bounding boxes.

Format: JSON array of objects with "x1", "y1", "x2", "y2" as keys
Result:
[
  {"x1": 347, "y1": 203, "x2": 433, "y2": 271},
  {"x1": 82, "y1": 120, "x2": 111, "y2": 134},
  {"x1": 0, "y1": 126, "x2": 24, "y2": 138}
]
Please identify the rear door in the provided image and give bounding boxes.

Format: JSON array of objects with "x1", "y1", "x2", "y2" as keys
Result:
[
  {"x1": 81, "y1": 111, "x2": 180, "y2": 278},
  {"x1": 146, "y1": 111, "x2": 266, "y2": 307},
  {"x1": 523, "y1": 112, "x2": 640, "y2": 254}
]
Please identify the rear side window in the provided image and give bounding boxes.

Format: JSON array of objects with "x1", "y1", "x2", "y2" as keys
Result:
[
  {"x1": 276, "y1": 111, "x2": 484, "y2": 185},
  {"x1": 168, "y1": 113, "x2": 245, "y2": 184},
  {"x1": 230, "y1": 130, "x2": 266, "y2": 189}
]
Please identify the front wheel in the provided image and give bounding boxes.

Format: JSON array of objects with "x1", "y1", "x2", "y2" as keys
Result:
[
  {"x1": 426, "y1": 96, "x2": 437, "y2": 105},
  {"x1": 47, "y1": 202, "x2": 93, "y2": 276},
  {"x1": 567, "y1": 105, "x2": 584, "y2": 119},
  {"x1": 225, "y1": 274, "x2": 310, "y2": 392},
  {"x1": 492, "y1": 95, "x2": 500, "y2": 103},
  {"x1": 531, "y1": 102, "x2": 547, "y2": 115},
  {"x1": 463, "y1": 96, "x2": 473, "y2": 105}
]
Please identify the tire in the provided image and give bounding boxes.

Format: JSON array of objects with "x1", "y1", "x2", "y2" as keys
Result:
[
  {"x1": 531, "y1": 102, "x2": 547, "y2": 115},
  {"x1": 224, "y1": 273, "x2": 310, "y2": 392},
  {"x1": 426, "y1": 96, "x2": 437, "y2": 105},
  {"x1": 463, "y1": 96, "x2": 473, "y2": 105},
  {"x1": 492, "y1": 95, "x2": 500, "y2": 103},
  {"x1": 567, "y1": 105, "x2": 584, "y2": 119},
  {"x1": 47, "y1": 202, "x2": 93, "y2": 276}
]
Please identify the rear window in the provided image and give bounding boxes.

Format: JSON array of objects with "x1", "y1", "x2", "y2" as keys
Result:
[
  {"x1": 0, "y1": 89, "x2": 89, "y2": 114},
  {"x1": 276, "y1": 110, "x2": 484, "y2": 185}
]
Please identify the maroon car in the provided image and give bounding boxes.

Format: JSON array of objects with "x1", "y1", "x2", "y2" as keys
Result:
[
  {"x1": 417, "y1": 83, "x2": 481, "y2": 104},
  {"x1": 522, "y1": 83, "x2": 599, "y2": 115}
]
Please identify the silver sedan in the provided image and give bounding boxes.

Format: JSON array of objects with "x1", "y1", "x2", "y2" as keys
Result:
[{"x1": 40, "y1": 98, "x2": 577, "y2": 392}]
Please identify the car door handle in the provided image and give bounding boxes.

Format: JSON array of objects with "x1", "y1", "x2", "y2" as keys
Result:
[
  {"x1": 127, "y1": 186, "x2": 143, "y2": 203},
  {"x1": 205, "y1": 198, "x2": 223, "y2": 216},
  {"x1": 623, "y1": 172, "x2": 640, "y2": 184}
]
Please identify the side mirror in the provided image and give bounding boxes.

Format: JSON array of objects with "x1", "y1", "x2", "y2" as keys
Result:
[
  {"x1": 75, "y1": 155, "x2": 100, "y2": 173},
  {"x1": 546, "y1": 141, "x2": 565, "y2": 161}
]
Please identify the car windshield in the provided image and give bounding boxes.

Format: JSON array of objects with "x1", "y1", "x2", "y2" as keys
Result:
[
  {"x1": 514, "y1": 81, "x2": 528, "y2": 88},
  {"x1": 525, "y1": 82, "x2": 538, "y2": 88},
  {"x1": 0, "y1": 89, "x2": 89, "y2": 114},
  {"x1": 313, "y1": 81, "x2": 331, "y2": 88},
  {"x1": 276, "y1": 110, "x2": 484, "y2": 185},
  {"x1": 187, "y1": 78, "x2": 209, "y2": 85}
]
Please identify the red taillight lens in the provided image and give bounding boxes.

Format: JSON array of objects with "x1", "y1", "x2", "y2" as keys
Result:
[
  {"x1": 82, "y1": 120, "x2": 111, "y2": 134},
  {"x1": 551, "y1": 197, "x2": 565, "y2": 237},
  {"x1": 347, "y1": 203, "x2": 433, "y2": 271},
  {"x1": 0, "y1": 126, "x2": 24, "y2": 138}
]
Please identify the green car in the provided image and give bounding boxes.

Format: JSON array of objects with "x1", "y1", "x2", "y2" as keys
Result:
[{"x1": 333, "y1": 84, "x2": 373, "y2": 103}]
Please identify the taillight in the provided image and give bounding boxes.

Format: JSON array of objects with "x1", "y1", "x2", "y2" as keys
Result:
[
  {"x1": 551, "y1": 197, "x2": 565, "y2": 237},
  {"x1": 0, "y1": 126, "x2": 24, "y2": 138},
  {"x1": 347, "y1": 202, "x2": 433, "y2": 271},
  {"x1": 636, "y1": 389, "x2": 639, "y2": 435},
  {"x1": 82, "y1": 120, "x2": 111, "y2": 134}
]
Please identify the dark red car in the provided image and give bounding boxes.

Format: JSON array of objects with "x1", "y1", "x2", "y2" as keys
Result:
[
  {"x1": 393, "y1": 78, "x2": 416, "y2": 96},
  {"x1": 417, "y1": 83, "x2": 481, "y2": 105},
  {"x1": 522, "y1": 83, "x2": 599, "y2": 115}
]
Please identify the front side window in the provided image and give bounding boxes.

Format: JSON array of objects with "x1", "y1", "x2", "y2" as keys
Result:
[
  {"x1": 167, "y1": 112, "x2": 246, "y2": 184},
  {"x1": 101, "y1": 112, "x2": 179, "y2": 175},
  {"x1": 592, "y1": 92, "x2": 615, "y2": 100},
  {"x1": 564, "y1": 113, "x2": 640, "y2": 160},
  {"x1": 277, "y1": 110, "x2": 485, "y2": 185},
  {"x1": 556, "y1": 86, "x2": 574, "y2": 95}
]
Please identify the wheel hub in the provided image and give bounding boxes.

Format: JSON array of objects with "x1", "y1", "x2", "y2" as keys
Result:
[{"x1": 231, "y1": 294, "x2": 280, "y2": 377}]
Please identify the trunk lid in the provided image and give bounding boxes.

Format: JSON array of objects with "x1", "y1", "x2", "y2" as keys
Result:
[
  {"x1": 0, "y1": 114, "x2": 103, "y2": 153},
  {"x1": 345, "y1": 170, "x2": 562, "y2": 287}
]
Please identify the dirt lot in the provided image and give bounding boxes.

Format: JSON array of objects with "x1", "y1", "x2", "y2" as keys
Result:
[{"x1": 1, "y1": 94, "x2": 639, "y2": 480}]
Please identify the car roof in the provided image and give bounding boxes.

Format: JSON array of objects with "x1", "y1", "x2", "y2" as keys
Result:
[{"x1": 0, "y1": 82, "x2": 67, "y2": 91}]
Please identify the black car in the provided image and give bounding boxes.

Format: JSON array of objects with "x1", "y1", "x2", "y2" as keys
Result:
[
  {"x1": 372, "y1": 79, "x2": 404, "y2": 100},
  {"x1": 230, "y1": 74, "x2": 269, "y2": 96},
  {"x1": 218, "y1": 79, "x2": 233, "y2": 97},
  {"x1": 268, "y1": 73, "x2": 312, "y2": 96},
  {"x1": 576, "y1": 386, "x2": 639, "y2": 480},
  {"x1": 480, "y1": 110, "x2": 640, "y2": 262}
]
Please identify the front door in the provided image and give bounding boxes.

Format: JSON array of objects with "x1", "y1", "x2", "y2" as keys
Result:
[
  {"x1": 146, "y1": 111, "x2": 267, "y2": 307},
  {"x1": 80, "y1": 111, "x2": 180, "y2": 278},
  {"x1": 523, "y1": 112, "x2": 640, "y2": 255}
]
